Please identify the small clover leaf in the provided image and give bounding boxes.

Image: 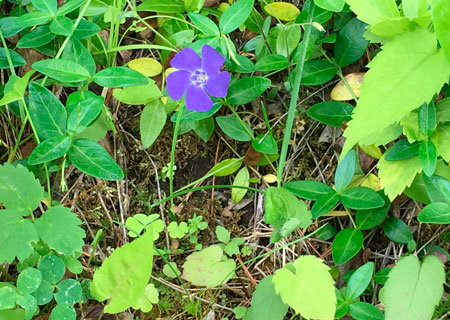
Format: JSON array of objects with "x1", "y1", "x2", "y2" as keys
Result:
[
  {"x1": 126, "y1": 214, "x2": 164, "y2": 240},
  {"x1": 132, "y1": 283, "x2": 159, "y2": 313},
  {"x1": 168, "y1": 222, "x2": 188, "y2": 239},
  {"x1": 17, "y1": 268, "x2": 42, "y2": 295}
]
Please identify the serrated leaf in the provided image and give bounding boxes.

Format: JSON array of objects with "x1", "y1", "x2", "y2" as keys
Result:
[
  {"x1": 342, "y1": 28, "x2": 450, "y2": 155},
  {"x1": 272, "y1": 255, "x2": 336, "y2": 319},
  {"x1": 383, "y1": 255, "x2": 444, "y2": 320},
  {"x1": 0, "y1": 163, "x2": 43, "y2": 215},
  {"x1": 344, "y1": 0, "x2": 399, "y2": 26},
  {"x1": 34, "y1": 206, "x2": 85, "y2": 256},
  {"x1": 90, "y1": 229, "x2": 154, "y2": 313},
  {"x1": 182, "y1": 245, "x2": 236, "y2": 288}
]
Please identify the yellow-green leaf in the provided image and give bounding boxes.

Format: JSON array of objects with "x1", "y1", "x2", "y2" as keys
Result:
[
  {"x1": 232, "y1": 166, "x2": 249, "y2": 203},
  {"x1": 128, "y1": 57, "x2": 163, "y2": 77},
  {"x1": 264, "y1": 2, "x2": 300, "y2": 21}
]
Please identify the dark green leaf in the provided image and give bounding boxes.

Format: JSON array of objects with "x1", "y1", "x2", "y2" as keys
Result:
[
  {"x1": 335, "y1": 150, "x2": 356, "y2": 192},
  {"x1": 424, "y1": 174, "x2": 450, "y2": 204},
  {"x1": 356, "y1": 191, "x2": 390, "y2": 230},
  {"x1": 32, "y1": 59, "x2": 91, "y2": 83},
  {"x1": 418, "y1": 202, "x2": 450, "y2": 224},
  {"x1": 255, "y1": 54, "x2": 289, "y2": 72},
  {"x1": 283, "y1": 180, "x2": 334, "y2": 200},
  {"x1": 137, "y1": 0, "x2": 185, "y2": 13},
  {"x1": 306, "y1": 101, "x2": 353, "y2": 127},
  {"x1": 332, "y1": 228, "x2": 364, "y2": 265},
  {"x1": 0, "y1": 47, "x2": 26, "y2": 69},
  {"x1": 383, "y1": 217, "x2": 413, "y2": 244},
  {"x1": 140, "y1": 100, "x2": 167, "y2": 148},
  {"x1": 419, "y1": 140, "x2": 437, "y2": 177},
  {"x1": 296, "y1": 0, "x2": 333, "y2": 24},
  {"x1": 219, "y1": 0, "x2": 254, "y2": 34},
  {"x1": 302, "y1": 60, "x2": 337, "y2": 86},
  {"x1": 349, "y1": 302, "x2": 384, "y2": 320},
  {"x1": 193, "y1": 117, "x2": 214, "y2": 142},
  {"x1": 188, "y1": 12, "x2": 219, "y2": 36},
  {"x1": 373, "y1": 267, "x2": 391, "y2": 285},
  {"x1": 93, "y1": 67, "x2": 149, "y2": 87},
  {"x1": 316, "y1": 225, "x2": 337, "y2": 241},
  {"x1": 227, "y1": 54, "x2": 255, "y2": 73},
  {"x1": 0, "y1": 17, "x2": 24, "y2": 37},
  {"x1": 49, "y1": 16, "x2": 74, "y2": 36},
  {"x1": 17, "y1": 25, "x2": 56, "y2": 48},
  {"x1": 28, "y1": 135, "x2": 72, "y2": 165},
  {"x1": 385, "y1": 139, "x2": 420, "y2": 161},
  {"x1": 311, "y1": 192, "x2": 339, "y2": 218},
  {"x1": 227, "y1": 76, "x2": 271, "y2": 105},
  {"x1": 68, "y1": 139, "x2": 124, "y2": 180},
  {"x1": 29, "y1": 82, "x2": 67, "y2": 141},
  {"x1": 66, "y1": 91, "x2": 104, "y2": 134},
  {"x1": 335, "y1": 288, "x2": 349, "y2": 319},
  {"x1": 252, "y1": 134, "x2": 278, "y2": 154},
  {"x1": 216, "y1": 116, "x2": 253, "y2": 141},
  {"x1": 50, "y1": 304, "x2": 76, "y2": 320},
  {"x1": 341, "y1": 187, "x2": 385, "y2": 210},
  {"x1": 73, "y1": 19, "x2": 101, "y2": 39},
  {"x1": 14, "y1": 12, "x2": 52, "y2": 27},
  {"x1": 38, "y1": 255, "x2": 65, "y2": 284},
  {"x1": 419, "y1": 102, "x2": 437, "y2": 136},
  {"x1": 31, "y1": 0, "x2": 57, "y2": 14},
  {"x1": 55, "y1": 279, "x2": 82, "y2": 305},
  {"x1": 334, "y1": 17, "x2": 368, "y2": 67},
  {"x1": 345, "y1": 262, "x2": 374, "y2": 300}
]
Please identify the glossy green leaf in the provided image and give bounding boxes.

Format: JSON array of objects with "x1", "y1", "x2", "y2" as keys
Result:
[
  {"x1": 188, "y1": 12, "x2": 219, "y2": 36},
  {"x1": 316, "y1": 225, "x2": 337, "y2": 241},
  {"x1": 0, "y1": 48, "x2": 25, "y2": 69},
  {"x1": 227, "y1": 54, "x2": 255, "y2": 73},
  {"x1": 0, "y1": 17, "x2": 24, "y2": 37},
  {"x1": 276, "y1": 24, "x2": 301, "y2": 57},
  {"x1": 68, "y1": 139, "x2": 124, "y2": 180},
  {"x1": 28, "y1": 135, "x2": 72, "y2": 165},
  {"x1": 137, "y1": 0, "x2": 185, "y2": 13},
  {"x1": 419, "y1": 140, "x2": 437, "y2": 177},
  {"x1": 216, "y1": 116, "x2": 253, "y2": 141},
  {"x1": 91, "y1": 229, "x2": 154, "y2": 313},
  {"x1": 349, "y1": 302, "x2": 384, "y2": 320},
  {"x1": 302, "y1": 60, "x2": 337, "y2": 86},
  {"x1": 219, "y1": 0, "x2": 254, "y2": 34},
  {"x1": 55, "y1": 279, "x2": 82, "y2": 305},
  {"x1": 66, "y1": 91, "x2": 104, "y2": 134},
  {"x1": 418, "y1": 102, "x2": 437, "y2": 136},
  {"x1": 332, "y1": 228, "x2": 364, "y2": 265},
  {"x1": 140, "y1": 100, "x2": 167, "y2": 148},
  {"x1": 17, "y1": 268, "x2": 42, "y2": 294},
  {"x1": 57, "y1": 0, "x2": 86, "y2": 16},
  {"x1": 252, "y1": 134, "x2": 278, "y2": 154},
  {"x1": 38, "y1": 255, "x2": 65, "y2": 284},
  {"x1": 341, "y1": 187, "x2": 385, "y2": 210},
  {"x1": 418, "y1": 202, "x2": 450, "y2": 224},
  {"x1": 17, "y1": 25, "x2": 55, "y2": 48},
  {"x1": 209, "y1": 158, "x2": 242, "y2": 177},
  {"x1": 227, "y1": 76, "x2": 271, "y2": 105},
  {"x1": 335, "y1": 288, "x2": 349, "y2": 319},
  {"x1": 373, "y1": 267, "x2": 391, "y2": 285},
  {"x1": 32, "y1": 59, "x2": 91, "y2": 83},
  {"x1": 14, "y1": 12, "x2": 52, "y2": 27},
  {"x1": 62, "y1": 38, "x2": 96, "y2": 76},
  {"x1": 431, "y1": 0, "x2": 450, "y2": 62},
  {"x1": 75, "y1": 106, "x2": 111, "y2": 142},
  {"x1": 311, "y1": 192, "x2": 339, "y2": 218},
  {"x1": 49, "y1": 16, "x2": 74, "y2": 36},
  {"x1": 335, "y1": 17, "x2": 368, "y2": 67},
  {"x1": 383, "y1": 217, "x2": 413, "y2": 244},
  {"x1": 232, "y1": 167, "x2": 250, "y2": 203},
  {"x1": 283, "y1": 180, "x2": 334, "y2": 200},
  {"x1": 345, "y1": 262, "x2": 374, "y2": 300},
  {"x1": 306, "y1": 101, "x2": 353, "y2": 127},
  {"x1": 171, "y1": 102, "x2": 222, "y2": 123},
  {"x1": 35, "y1": 206, "x2": 85, "y2": 256},
  {"x1": 356, "y1": 191, "x2": 390, "y2": 230},
  {"x1": 385, "y1": 139, "x2": 420, "y2": 161},
  {"x1": 335, "y1": 150, "x2": 356, "y2": 192},
  {"x1": 315, "y1": 0, "x2": 345, "y2": 12},
  {"x1": 73, "y1": 19, "x2": 100, "y2": 39},
  {"x1": 93, "y1": 67, "x2": 149, "y2": 87},
  {"x1": 32, "y1": 0, "x2": 57, "y2": 14},
  {"x1": 255, "y1": 54, "x2": 289, "y2": 72}
]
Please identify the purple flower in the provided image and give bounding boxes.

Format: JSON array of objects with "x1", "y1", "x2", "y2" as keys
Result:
[{"x1": 166, "y1": 45, "x2": 230, "y2": 112}]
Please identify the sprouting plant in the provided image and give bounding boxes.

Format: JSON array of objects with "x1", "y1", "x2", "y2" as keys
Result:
[
  {"x1": 215, "y1": 226, "x2": 245, "y2": 256},
  {"x1": 160, "y1": 163, "x2": 176, "y2": 182},
  {"x1": 186, "y1": 213, "x2": 208, "y2": 250},
  {"x1": 166, "y1": 45, "x2": 230, "y2": 111},
  {"x1": 167, "y1": 221, "x2": 188, "y2": 239}
]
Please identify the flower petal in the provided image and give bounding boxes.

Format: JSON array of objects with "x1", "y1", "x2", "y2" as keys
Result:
[
  {"x1": 185, "y1": 86, "x2": 213, "y2": 112},
  {"x1": 201, "y1": 45, "x2": 225, "y2": 75},
  {"x1": 166, "y1": 70, "x2": 191, "y2": 100},
  {"x1": 204, "y1": 72, "x2": 230, "y2": 98},
  {"x1": 170, "y1": 47, "x2": 201, "y2": 72}
]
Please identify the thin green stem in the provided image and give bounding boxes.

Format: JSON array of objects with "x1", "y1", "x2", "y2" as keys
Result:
[
  {"x1": 276, "y1": 3, "x2": 315, "y2": 187},
  {"x1": 0, "y1": 28, "x2": 16, "y2": 76},
  {"x1": 169, "y1": 106, "x2": 183, "y2": 209}
]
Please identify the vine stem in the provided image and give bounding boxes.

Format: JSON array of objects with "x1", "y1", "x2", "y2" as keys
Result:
[{"x1": 276, "y1": 3, "x2": 315, "y2": 187}]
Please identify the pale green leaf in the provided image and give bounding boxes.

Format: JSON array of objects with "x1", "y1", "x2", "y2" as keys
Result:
[
  {"x1": 343, "y1": 28, "x2": 450, "y2": 155},
  {"x1": 383, "y1": 255, "x2": 445, "y2": 320},
  {"x1": 402, "y1": 0, "x2": 427, "y2": 19},
  {"x1": 232, "y1": 166, "x2": 249, "y2": 203},
  {"x1": 131, "y1": 283, "x2": 159, "y2": 313},
  {"x1": 90, "y1": 229, "x2": 154, "y2": 313},
  {"x1": 431, "y1": 0, "x2": 450, "y2": 63},
  {"x1": 345, "y1": 0, "x2": 399, "y2": 25},
  {"x1": 113, "y1": 80, "x2": 162, "y2": 105},
  {"x1": 140, "y1": 100, "x2": 166, "y2": 148},
  {"x1": 430, "y1": 123, "x2": 450, "y2": 162},
  {"x1": 272, "y1": 255, "x2": 336, "y2": 320}
]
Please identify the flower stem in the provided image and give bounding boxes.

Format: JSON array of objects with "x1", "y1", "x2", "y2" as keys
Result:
[{"x1": 169, "y1": 104, "x2": 184, "y2": 210}]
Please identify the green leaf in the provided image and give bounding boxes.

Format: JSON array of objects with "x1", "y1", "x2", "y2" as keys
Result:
[
  {"x1": 419, "y1": 140, "x2": 437, "y2": 177},
  {"x1": 315, "y1": 0, "x2": 345, "y2": 12},
  {"x1": 252, "y1": 134, "x2": 278, "y2": 154},
  {"x1": 335, "y1": 17, "x2": 368, "y2": 67},
  {"x1": 68, "y1": 139, "x2": 124, "y2": 180},
  {"x1": 335, "y1": 150, "x2": 356, "y2": 192},
  {"x1": 276, "y1": 24, "x2": 301, "y2": 58},
  {"x1": 14, "y1": 12, "x2": 52, "y2": 27},
  {"x1": 418, "y1": 202, "x2": 450, "y2": 224},
  {"x1": 373, "y1": 267, "x2": 391, "y2": 285},
  {"x1": 163, "y1": 262, "x2": 181, "y2": 279},
  {"x1": 232, "y1": 166, "x2": 249, "y2": 203},
  {"x1": 255, "y1": 54, "x2": 289, "y2": 72},
  {"x1": 228, "y1": 54, "x2": 255, "y2": 73},
  {"x1": 402, "y1": 0, "x2": 428, "y2": 19},
  {"x1": 0, "y1": 48, "x2": 25, "y2": 69},
  {"x1": 342, "y1": 28, "x2": 450, "y2": 155},
  {"x1": 188, "y1": 12, "x2": 219, "y2": 36},
  {"x1": 332, "y1": 228, "x2": 364, "y2": 265},
  {"x1": 436, "y1": 97, "x2": 450, "y2": 122},
  {"x1": 341, "y1": 187, "x2": 385, "y2": 210},
  {"x1": 32, "y1": 280, "x2": 54, "y2": 305},
  {"x1": 431, "y1": 123, "x2": 450, "y2": 162},
  {"x1": 245, "y1": 275, "x2": 288, "y2": 320},
  {"x1": 182, "y1": 245, "x2": 236, "y2": 288},
  {"x1": 49, "y1": 304, "x2": 76, "y2": 320},
  {"x1": 17, "y1": 294, "x2": 37, "y2": 320},
  {"x1": 35, "y1": 206, "x2": 85, "y2": 256},
  {"x1": 301, "y1": 60, "x2": 337, "y2": 86},
  {"x1": 306, "y1": 101, "x2": 353, "y2": 127},
  {"x1": 113, "y1": 80, "x2": 162, "y2": 105},
  {"x1": 316, "y1": 225, "x2": 337, "y2": 241},
  {"x1": 349, "y1": 302, "x2": 384, "y2": 320},
  {"x1": 227, "y1": 76, "x2": 271, "y2": 105},
  {"x1": 90, "y1": 229, "x2": 154, "y2": 313},
  {"x1": 0, "y1": 285, "x2": 20, "y2": 310},
  {"x1": 32, "y1": 59, "x2": 91, "y2": 83},
  {"x1": 73, "y1": 19, "x2": 100, "y2": 39},
  {"x1": 66, "y1": 91, "x2": 104, "y2": 134},
  {"x1": 345, "y1": 262, "x2": 374, "y2": 300},
  {"x1": 216, "y1": 116, "x2": 253, "y2": 141},
  {"x1": 55, "y1": 279, "x2": 82, "y2": 305},
  {"x1": 418, "y1": 102, "x2": 437, "y2": 136},
  {"x1": 184, "y1": 0, "x2": 204, "y2": 12},
  {"x1": 49, "y1": 16, "x2": 74, "y2": 36},
  {"x1": 57, "y1": 0, "x2": 86, "y2": 16},
  {"x1": 168, "y1": 221, "x2": 188, "y2": 239},
  {"x1": 17, "y1": 25, "x2": 55, "y2": 48},
  {"x1": 264, "y1": 187, "x2": 312, "y2": 243},
  {"x1": 272, "y1": 255, "x2": 336, "y2": 319},
  {"x1": 335, "y1": 288, "x2": 349, "y2": 319},
  {"x1": 137, "y1": 0, "x2": 185, "y2": 13},
  {"x1": 344, "y1": 0, "x2": 399, "y2": 25},
  {"x1": 382, "y1": 255, "x2": 444, "y2": 320},
  {"x1": 311, "y1": 192, "x2": 339, "y2": 219},
  {"x1": 283, "y1": 180, "x2": 334, "y2": 200},
  {"x1": 93, "y1": 67, "x2": 149, "y2": 88},
  {"x1": 17, "y1": 268, "x2": 42, "y2": 295},
  {"x1": 0, "y1": 209, "x2": 38, "y2": 262},
  {"x1": 209, "y1": 158, "x2": 242, "y2": 177},
  {"x1": 383, "y1": 217, "x2": 413, "y2": 244},
  {"x1": 62, "y1": 38, "x2": 96, "y2": 77},
  {"x1": 38, "y1": 255, "x2": 65, "y2": 284},
  {"x1": 193, "y1": 117, "x2": 214, "y2": 142},
  {"x1": 0, "y1": 163, "x2": 43, "y2": 215},
  {"x1": 356, "y1": 191, "x2": 390, "y2": 230},
  {"x1": 431, "y1": 0, "x2": 450, "y2": 62},
  {"x1": 170, "y1": 102, "x2": 222, "y2": 123},
  {"x1": 32, "y1": 0, "x2": 57, "y2": 14},
  {"x1": 219, "y1": 0, "x2": 254, "y2": 34},
  {"x1": 28, "y1": 135, "x2": 72, "y2": 165},
  {"x1": 131, "y1": 283, "x2": 159, "y2": 312},
  {"x1": 216, "y1": 226, "x2": 230, "y2": 243},
  {"x1": 0, "y1": 17, "x2": 25, "y2": 38},
  {"x1": 385, "y1": 139, "x2": 420, "y2": 161},
  {"x1": 140, "y1": 100, "x2": 166, "y2": 148}
]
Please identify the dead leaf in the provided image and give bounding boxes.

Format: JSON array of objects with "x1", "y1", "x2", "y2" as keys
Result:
[
  {"x1": 244, "y1": 146, "x2": 260, "y2": 166},
  {"x1": 331, "y1": 72, "x2": 364, "y2": 101}
]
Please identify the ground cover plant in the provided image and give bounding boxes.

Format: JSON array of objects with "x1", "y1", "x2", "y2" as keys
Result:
[{"x1": 0, "y1": 0, "x2": 450, "y2": 319}]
